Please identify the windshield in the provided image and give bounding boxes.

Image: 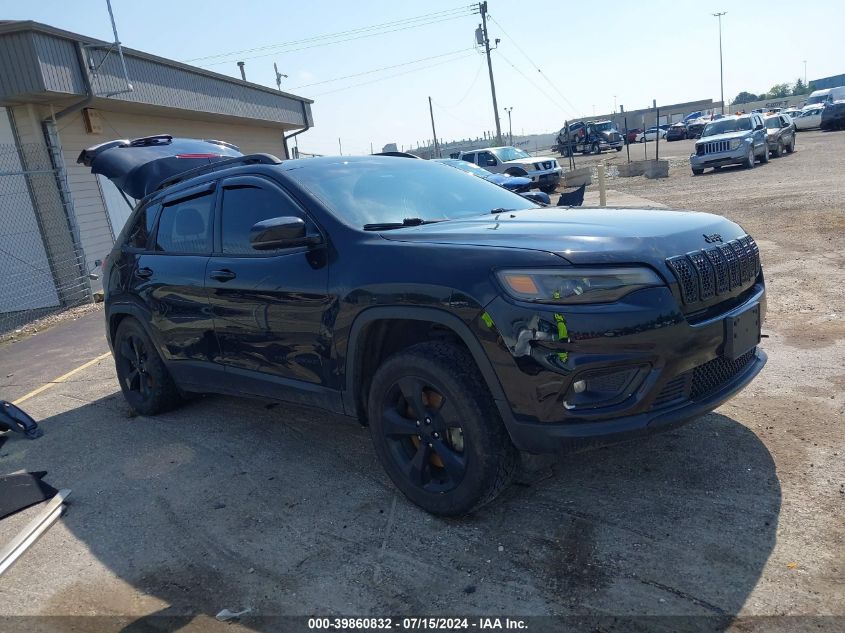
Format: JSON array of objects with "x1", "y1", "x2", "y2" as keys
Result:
[
  {"x1": 437, "y1": 159, "x2": 490, "y2": 176},
  {"x1": 765, "y1": 118, "x2": 782, "y2": 129},
  {"x1": 492, "y1": 147, "x2": 531, "y2": 162},
  {"x1": 806, "y1": 94, "x2": 829, "y2": 105},
  {"x1": 702, "y1": 117, "x2": 752, "y2": 136},
  {"x1": 593, "y1": 122, "x2": 614, "y2": 132},
  {"x1": 285, "y1": 158, "x2": 537, "y2": 227}
]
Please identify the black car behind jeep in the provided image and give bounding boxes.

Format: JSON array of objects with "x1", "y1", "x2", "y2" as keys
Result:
[{"x1": 80, "y1": 136, "x2": 767, "y2": 516}]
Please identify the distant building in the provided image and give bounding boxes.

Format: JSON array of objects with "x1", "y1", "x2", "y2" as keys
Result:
[
  {"x1": 0, "y1": 20, "x2": 313, "y2": 332},
  {"x1": 809, "y1": 73, "x2": 845, "y2": 90}
]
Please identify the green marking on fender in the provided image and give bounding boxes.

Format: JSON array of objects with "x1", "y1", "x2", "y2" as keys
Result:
[{"x1": 481, "y1": 312, "x2": 494, "y2": 328}]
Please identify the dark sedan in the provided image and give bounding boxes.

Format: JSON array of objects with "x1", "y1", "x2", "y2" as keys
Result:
[{"x1": 666, "y1": 123, "x2": 688, "y2": 141}]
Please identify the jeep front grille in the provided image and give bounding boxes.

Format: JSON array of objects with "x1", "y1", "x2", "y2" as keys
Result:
[
  {"x1": 666, "y1": 236, "x2": 760, "y2": 306},
  {"x1": 697, "y1": 140, "x2": 731, "y2": 155}
]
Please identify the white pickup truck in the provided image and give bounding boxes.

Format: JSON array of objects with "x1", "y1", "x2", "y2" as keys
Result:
[{"x1": 453, "y1": 146, "x2": 561, "y2": 193}]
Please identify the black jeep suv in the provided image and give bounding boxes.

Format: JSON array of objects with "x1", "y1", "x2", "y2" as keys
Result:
[{"x1": 81, "y1": 136, "x2": 767, "y2": 516}]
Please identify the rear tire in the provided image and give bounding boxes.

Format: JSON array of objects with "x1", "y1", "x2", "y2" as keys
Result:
[
  {"x1": 367, "y1": 342, "x2": 517, "y2": 516},
  {"x1": 692, "y1": 168, "x2": 704, "y2": 175},
  {"x1": 787, "y1": 136, "x2": 795, "y2": 153},
  {"x1": 114, "y1": 318, "x2": 182, "y2": 415},
  {"x1": 772, "y1": 140, "x2": 783, "y2": 157}
]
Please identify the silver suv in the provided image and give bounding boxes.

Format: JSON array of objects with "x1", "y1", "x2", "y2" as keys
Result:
[{"x1": 689, "y1": 114, "x2": 769, "y2": 175}]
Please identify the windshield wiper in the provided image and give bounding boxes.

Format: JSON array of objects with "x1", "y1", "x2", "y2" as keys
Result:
[
  {"x1": 362, "y1": 218, "x2": 443, "y2": 231},
  {"x1": 489, "y1": 208, "x2": 517, "y2": 214}
]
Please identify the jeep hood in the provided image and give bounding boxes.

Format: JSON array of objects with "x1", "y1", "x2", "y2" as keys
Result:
[
  {"x1": 379, "y1": 208, "x2": 746, "y2": 268},
  {"x1": 696, "y1": 130, "x2": 750, "y2": 143}
]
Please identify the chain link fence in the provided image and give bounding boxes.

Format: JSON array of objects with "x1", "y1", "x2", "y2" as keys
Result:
[{"x1": 0, "y1": 141, "x2": 91, "y2": 334}]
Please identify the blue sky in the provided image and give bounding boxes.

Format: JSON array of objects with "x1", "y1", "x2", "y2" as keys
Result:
[{"x1": 3, "y1": 1, "x2": 842, "y2": 155}]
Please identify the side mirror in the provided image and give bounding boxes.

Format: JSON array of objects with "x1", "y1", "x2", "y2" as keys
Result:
[
  {"x1": 249, "y1": 216, "x2": 318, "y2": 250},
  {"x1": 486, "y1": 158, "x2": 497, "y2": 167},
  {"x1": 755, "y1": 123, "x2": 764, "y2": 131},
  {"x1": 521, "y1": 191, "x2": 550, "y2": 205}
]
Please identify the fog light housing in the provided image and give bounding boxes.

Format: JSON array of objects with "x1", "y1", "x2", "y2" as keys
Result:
[{"x1": 563, "y1": 366, "x2": 647, "y2": 410}]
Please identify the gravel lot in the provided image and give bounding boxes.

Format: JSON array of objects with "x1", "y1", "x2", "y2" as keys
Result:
[{"x1": 0, "y1": 130, "x2": 842, "y2": 632}]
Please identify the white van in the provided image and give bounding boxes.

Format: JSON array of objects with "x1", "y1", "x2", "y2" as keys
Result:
[{"x1": 803, "y1": 86, "x2": 845, "y2": 110}]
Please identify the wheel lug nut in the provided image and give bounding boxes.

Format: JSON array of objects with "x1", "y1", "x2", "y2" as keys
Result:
[
  {"x1": 427, "y1": 443, "x2": 433, "y2": 448},
  {"x1": 433, "y1": 432, "x2": 440, "y2": 439},
  {"x1": 417, "y1": 435, "x2": 422, "y2": 440},
  {"x1": 425, "y1": 418, "x2": 431, "y2": 424},
  {"x1": 415, "y1": 420, "x2": 420, "y2": 427}
]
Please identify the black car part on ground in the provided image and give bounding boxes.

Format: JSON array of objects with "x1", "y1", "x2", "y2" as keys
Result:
[
  {"x1": 820, "y1": 102, "x2": 845, "y2": 130},
  {"x1": 77, "y1": 135, "x2": 243, "y2": 199},
  {"x1": 0, "y1": 401, "x2": 42, "y2": 439},
  {"x1": 0, "y1": 472, "x2": 57, "y2": 520}
]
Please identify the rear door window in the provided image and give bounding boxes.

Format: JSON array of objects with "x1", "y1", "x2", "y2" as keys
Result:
[
  {"x1": 120, "y1": 202, "x2": 160, "y2": 250},
  {"x1": 154, "y1": 192, "x2": 215, "y2": 254},
  {"x1": 219, "y1": 180, "x2": 308, "y2": 255}
]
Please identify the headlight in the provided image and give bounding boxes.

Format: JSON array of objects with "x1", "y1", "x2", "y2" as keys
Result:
[
  {"x1": 730, "y1": 139, "x2": 743, "y2": 150},
  {"x1": 496, "y1": 267, "x2": 664, "y2": 304}
]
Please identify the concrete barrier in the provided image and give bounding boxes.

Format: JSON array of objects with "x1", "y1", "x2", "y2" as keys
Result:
[
  {"x1": 644, "y1": 160, "x2": 669, "y2": 179},
  {"x1": 564, "y1": 167, "x2": 592, "y2": 187},
  {"x1": 618, "y1": 159, "x2": 669, "y2": 179}
]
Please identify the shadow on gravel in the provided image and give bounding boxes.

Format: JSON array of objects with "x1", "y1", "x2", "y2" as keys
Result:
[{"x1": 3, "y1": 393, "x2": 780, "y2": 632}]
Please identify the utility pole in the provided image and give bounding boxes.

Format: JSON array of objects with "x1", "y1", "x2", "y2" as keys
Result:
[
  {"x1": 713, "y1": 12, "x2": 726, "y2": 114},
  {"x1": 613, "y1": 95, "x2": 617, "y2": 113},
  {"x1": 803, "y1": 60, "x2": 807, "y2": 86},
  {"x1": 428, "y1": 96, "x2": 440, "y2": 158},
  {"x1": 338, "y1": 137, "x2": 342, "y2": 156},
  {"x1": 504, "y1": 107, "x2": 513, "y2": 145},
  {"x1": 476, "y1": 2, "x2": 502, "y2": 145},
  {"x1": 237, "y1": 61, "x2": 246, "y2": 81}
]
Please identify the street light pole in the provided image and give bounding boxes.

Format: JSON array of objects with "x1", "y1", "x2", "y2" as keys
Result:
[
  {"x1": 504, "y1": 107, "x2": 513, "y2": 145},
  {"x1": 713, "y1": 12, "x2": 726, "y2": 115}
]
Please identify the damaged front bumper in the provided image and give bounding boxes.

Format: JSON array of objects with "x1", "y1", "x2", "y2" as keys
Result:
[{"x1": 474, "y1": 283, "x2": 767, "y2": 452}]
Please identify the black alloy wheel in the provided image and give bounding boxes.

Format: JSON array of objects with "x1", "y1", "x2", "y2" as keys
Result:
[
  {"x1": 380, "y1": 377, "x2": 467, "y2": 494},
  {"x1": 367, "y1": 342, "x2": 517, "y2": 515},
  {"x1": 114, "y1": 318, "x2": 182, "y2": 415}
]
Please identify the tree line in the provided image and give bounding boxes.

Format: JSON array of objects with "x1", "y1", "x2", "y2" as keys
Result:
[{"x1": 732, "y1": 79, "x2": 815, "y2": 105}]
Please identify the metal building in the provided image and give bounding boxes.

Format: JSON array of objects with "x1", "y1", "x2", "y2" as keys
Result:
[{"x1": 0, "y1": 20, "x2": 313, "y2": 332}]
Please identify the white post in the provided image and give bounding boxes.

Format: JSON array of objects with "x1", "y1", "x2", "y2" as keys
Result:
[{"x1": 598, "y1": 164, "x2": 607, "y2": 207}]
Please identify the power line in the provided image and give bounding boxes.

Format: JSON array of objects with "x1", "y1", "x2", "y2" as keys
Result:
[
  {"x1": 313, "y1": 51, "x2": 478, "y2": 96},
  {"x1": 431, "y1": 56, "x2": 485, "y2": 109},
  {"x1": 494, "y1": 49, "x2": 573, "y2": 117},
  {"x1": 290, "y1": 48, "x2": 476, "y2": 91},
  {"x1": 187, "y1": 8, "x2": 474, "y2": 66},
  {"x1": 487, "y1": 14, "x2": 582, "y2": 117}
]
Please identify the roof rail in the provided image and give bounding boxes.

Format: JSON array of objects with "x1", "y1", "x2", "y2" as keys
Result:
[{"x1": 155, "y1": 153, "x2": 282, "y2": 192}]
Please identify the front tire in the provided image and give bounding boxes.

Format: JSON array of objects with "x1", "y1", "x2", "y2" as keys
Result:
[
  {"x1": 692, "y1": 168, "x2": 704, "y2": 175},
  {"x1": 114, "y1": 318, "x2": 182, "y2": 415},
  {"x1": 367, "y1": 342, "x2": 517, "y2": 516},
  {"x1": 745, "y1": 146, "x2": 755, "y2": 169},
  {"x1": 760, "y1": 145, "x2": 769, "y2": 163},
  {"x1": 591, "y1": 142, "x2": 600, "y2": 154}
]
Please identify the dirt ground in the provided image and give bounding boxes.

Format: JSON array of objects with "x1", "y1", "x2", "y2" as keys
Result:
[{"x1": 0, "y1": 130, "x2": 842, "y2": 632}]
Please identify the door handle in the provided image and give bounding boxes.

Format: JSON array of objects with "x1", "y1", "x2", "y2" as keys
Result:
[
  {"x1": 209, "y1": 269, "x2": 237, "y2": 282},
  {"x1": 135, "y1": 267, "x2": 153, "y2": 279}
]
